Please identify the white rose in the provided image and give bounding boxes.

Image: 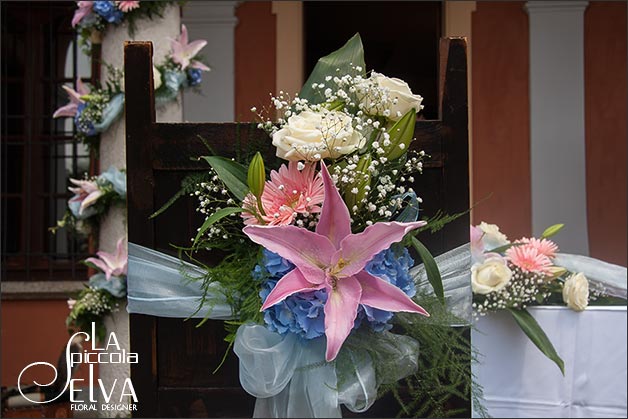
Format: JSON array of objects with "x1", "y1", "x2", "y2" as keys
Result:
[
  {"x1": 360, "y1": 72, "x2": 423, "y2": 121},
  {"x1": 478, "y1": 222, "x2": 510, "y2": 250},
  {"x1": 562, "y1": 272, "x2": 589, "y2": 311},
  {"x1": 471, "y1": 256, "x2": 513, "y2": 295},
  {"x1": 272, "y1": 110, "x2": 364, "y2": 161},
  {"x1": 153, "y1": 66, "x2": 162, "y2": 90}
]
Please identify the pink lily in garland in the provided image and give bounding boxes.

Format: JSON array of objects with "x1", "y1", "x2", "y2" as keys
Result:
[
  {"x1": 53, "y1": 79, "x2": 89, "y2": 118},
  {"x1": 85, "y1": 238, "x2": 128, "y2": 281},
  {"x1": 243, "y1": 162, "x2": 429, "y2": 361},
  {"x1": 170, "y1": 24, "x2": 210, "y2": 71}
]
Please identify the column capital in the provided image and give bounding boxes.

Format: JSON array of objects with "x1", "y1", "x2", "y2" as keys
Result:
[{"x1": 525, "y1": 1, "x2": 588, "y2": 15}]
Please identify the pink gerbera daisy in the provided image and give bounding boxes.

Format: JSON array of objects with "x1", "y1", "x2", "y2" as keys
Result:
[
  {"x1": 116, "y1": 1, "x2": 140, "y2": 13},
  {"x1": 517, "y1": 237, "x2": 559, "y2": 259},
  {"x1": 506, "y1": 244, "x2": 552, "y2": 273},
  {"x1": 242, "y1": 161, "x2": 324, "y2": 226}
]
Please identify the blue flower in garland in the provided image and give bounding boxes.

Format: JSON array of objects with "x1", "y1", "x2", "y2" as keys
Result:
[
  {"x1": 93, "y1": 1, "x2": 124, "y2": 24},
  {"x1": 74, "y1": 103, "x2": 96, "y2": 136},
  {"x1": 255, "y1": 246, "x2": 416, "y2": 339},
  {"x1": 187, "y1": 68, "x2": 203, "y2": 87}
]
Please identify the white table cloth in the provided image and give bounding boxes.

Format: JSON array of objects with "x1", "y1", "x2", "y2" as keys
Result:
[{"x1": 472, "y1": 306, "x2": 627, "y2": 418}]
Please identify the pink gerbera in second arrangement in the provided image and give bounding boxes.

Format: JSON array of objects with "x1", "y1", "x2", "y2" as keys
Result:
[
  {"x1": 242, "y1": 161, "x2": 324, "y2": 226},
  {"x1": 506, "y1": 244, "x2": 552, "y2": 274},
  {"x1": 116, "y1": 1, "x2": 140, "y2": 13}
]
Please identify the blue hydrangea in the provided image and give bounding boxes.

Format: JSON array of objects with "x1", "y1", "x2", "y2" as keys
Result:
[
  {"x1": 254, "y1": 245, "x2": 415, "y2": 339},
  {"x1": 187, "y1": 68, "x2": 203, "y2": 86},
  {"x1": 93, "y1": 1, "x2": 124, "y2": 24},
  {"x1": 74, "y1": 103, "x2": 96, "y2": 136}
]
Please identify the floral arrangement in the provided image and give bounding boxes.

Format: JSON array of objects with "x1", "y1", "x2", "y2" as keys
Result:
[
  {"x1": 54, "y1": 24, "x2": 209, "y2": 149},
  {"x1": 470, "y1": 222, "x2": 616, "y2": 373},
  {"x1": 67, "y1": 237, "x2": 128, "y2": 341},
  {"x1": 157, "y1": 34, "x2": 475, "y2": 416},
  {"x1": 71, "y1": 1, "x2": 181, "y2": 52},
  {"x1": 51, "y1": 166, "x2": 126, "y2": 236}
]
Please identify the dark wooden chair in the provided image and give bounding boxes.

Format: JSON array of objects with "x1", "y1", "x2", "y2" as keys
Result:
[{"x1": 125, "y1": 38, "x2": 470, "y2": 418}]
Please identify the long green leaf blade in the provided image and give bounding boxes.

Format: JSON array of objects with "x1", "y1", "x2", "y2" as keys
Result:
[
  {"x1": 411, "y1": 237, "x2": 444, "y2": 306},
  {"x1": 202, "y1": 156, "x2": 249, "y2": 201},
  {"x1": 299, "y1": 33, "x2": 366, "y2": 104},
  {"x1": 194, "y1": 207, "x2": 244, "y2": 244},
  {"x1": 507, "y1": 307, "x2": 565, "y2": 375}
]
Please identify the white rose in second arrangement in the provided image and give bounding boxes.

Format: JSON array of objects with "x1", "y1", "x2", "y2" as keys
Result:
[
  {"x1": 360, "y1": 72, "x2": 424, "y2": 121},
  {"x1": 471, "y1": 256, "x2": 513, "y2": 295},
  {"x1": 272, "y1": 110, "x2": 364, "y2": 161},
  {"x1": 562, "y1": 272, "x2": 589, "y2": 312},
  {"x1": 478, "y1": 221, "x2": 510, "y2": 250}
]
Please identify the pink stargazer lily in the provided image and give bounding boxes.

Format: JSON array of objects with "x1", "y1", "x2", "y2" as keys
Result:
[
  {"x1": 72, "y1": 1, "x2": 94, "y2": 28},
  {"x1": 170, "y1": 24, "x2": 210, "y2": 71},
  {"x1": 68, "y1": 178, "x2": 102, "y2": 215},
  {"x1": 53, "y1": 79, "x2": 89, "y2": 118},
  {"x1": 243, "y1": 162, "x2": 429, "y2": 361},
  {"x1": 86, "y1": 238, "x2": 128, "y2": 281}
]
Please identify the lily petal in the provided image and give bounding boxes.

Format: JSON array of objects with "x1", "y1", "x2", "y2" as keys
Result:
[
  {"x1": 190, "y1": 61, "x2": 210, "y2": 71},
  {"x1": 61, "y1": 84, "x2": 83, "y2": 104},
  {"x1": 315, "y1": 161, "x2": 351, "y2": 248},
  {"x1": 53, "y1": 103, "x2": 79, "y2": 118},
  {"x1": 324, "y1": 275, "x2": 362, "y2": 361},
  {"x1": 243, "y1": 225, "x2": 335, "y2": 284},
  {"x1": 85, "y1": 257, "x2": 112, "y2": 280},
  {"x1": 180, "y1": 24, "x2": 189, "y2": 46},
  {"x1": 336, "y1": 221, "x2": 426, "y2": 277},
  {"x1": 185, "y1": 39, "x2": 207, "y2": 60},
  {"x1": 356, "y1": 271, "x2": 429, "y2": 316},
  {"x1": 260, "y1": 268, "x2": 325, "y2": 311},
  {"x1": 80, "y1": 190, "x2": 103, "y2": 213}
]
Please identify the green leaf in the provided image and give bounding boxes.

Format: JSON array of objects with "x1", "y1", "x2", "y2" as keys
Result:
[
  {"x1": 411, "y1": 237, "x2": 445, "y2": 306},
  {"x1": 299, "y1": 33, "x2": 366, "y2": 104},
  {"x1": 507, "y1": 308, "x2": 565, "y2": 375},
  {"x1": 541, "y1": 223, "x2": 564, "y2": 239},
  {"x1": 384, "y1": 108, "x2": 416, "y2": 161},
  {"x1": 194, "y1": 207, "x2": 244, "y2": 244},
  {"x1": 202, "y1": 156, "x2": 249, "y2": 201},
  {"x1": 486, "y1": 242, "x2": 526, "y2": 254}
]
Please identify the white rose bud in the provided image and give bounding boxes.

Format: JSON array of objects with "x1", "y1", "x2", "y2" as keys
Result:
[
  {"x1": 562, "y1": 272, "x2": 589, "y2": 311},
  {"x1": 153, "y1": 66, "x2": 162, "y2": 90},
  {"x1": 478, "y1": 221, "x2": 510, "y2": 250},
  {"x1": 362, "y1": 72, "x2": 423, "y2": 121},
  {"x1": 272, "y1": 110, "x2": 364, "y2": 161},
  {"x1": 471, "y1": 256, "x2": 513, "y2": 295}
]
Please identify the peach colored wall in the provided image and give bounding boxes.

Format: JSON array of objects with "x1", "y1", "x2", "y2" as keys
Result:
[
  {"x1": 1, "y1": 300, "x2": 96, "y2": 388},
  {"x1": 234, "y1": 2, "x2": 276, "y2": 122},
  {"x1": 584, "y1": 2, "x2": 627, "y2": 266},
  {"x1": 471, "y1": 2, "x2": 531, "y2": 238}
]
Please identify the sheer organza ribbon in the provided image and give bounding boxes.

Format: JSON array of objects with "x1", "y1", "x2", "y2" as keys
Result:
[{"x1": 127, "y1": 242, "x2": 473, "y2": 417}]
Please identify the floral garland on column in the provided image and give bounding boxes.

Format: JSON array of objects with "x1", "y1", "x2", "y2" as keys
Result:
[
  {"x1": 53, "y1": 24, "x2": 209, "y2": 151},
  {"x1": 72, "y1": 1, "x2": 184, "y2": 52},
  {"x1": 56, "y1": 2, "x2": 209, "y2": 341}
]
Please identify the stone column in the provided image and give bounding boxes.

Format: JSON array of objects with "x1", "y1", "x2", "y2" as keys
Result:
[
  {"x1": 525, "y1": 1, "x2": 589, "y2": 254},
  {"x1": 97, "y1": 5, "x2": 181, "y2": 417},
  {"x1": 182, "y1": 1, "x2": 237, "y2": 122}
]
